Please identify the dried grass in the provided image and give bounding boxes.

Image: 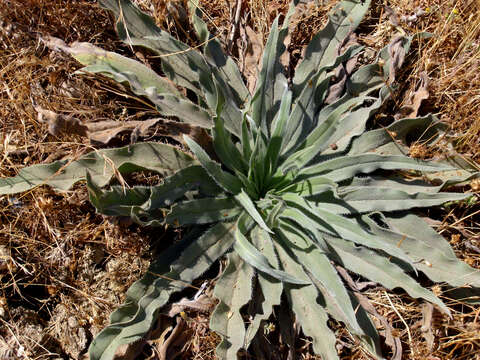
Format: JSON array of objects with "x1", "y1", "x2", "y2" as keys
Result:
[{"x1": 0, "y1": 0, "x2": 479, "y2": 359}]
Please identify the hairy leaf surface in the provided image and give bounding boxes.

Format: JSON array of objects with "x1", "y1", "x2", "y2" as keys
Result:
[
  {"x1": 89, "y1": 223, "x2": 235, "y2": 360},
  {"x1": 0, "y1": 142, "x2": 194, "y2": 195},
  {"x1": 210, "y1": 252, "x2": 254, "y2": 359}
]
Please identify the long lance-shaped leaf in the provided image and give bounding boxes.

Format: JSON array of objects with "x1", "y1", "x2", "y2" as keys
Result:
[
  {"x1": 278, "y1": 206, "x2": 332, "y2": 251},
  {"x1": 277, "y1": 223, "x2": 365, "y2": 336},
  {"x1": 74, "y1": 66, "x2": 211, "y2": 128},
  {"x1": 280, "y1": 175, "x2": 337, "y2": 197},
  {"x1": 326, "y1": 236, "x2": 450, "y2": 315},
  {"x1": 250, "y1": 7, "x2": 293, "y2": 136},
  {"x1": 99, "y1": 0, "x2": 243, "y2": 137},
  {"x1": 304, "y1": 94, "x2": 367, "y2": 148},
  {"x1": 342, "y1": 175, "x2": 444, "y2": 194},
  {"x1": 345, "y1": 34, "x2": 417, "y2": 99},
  {"x1": 283, "y1": 193, "x2": 414, "y2": 265},
  {"x1": 234, "y1": 189, "x2": 272, "y2": 233},
  {"x1": 281, "y1": 220, "x2": 382, "y2": 359},
  {"x1": 211, "y1": 85, "x2": 256, "y2": 196},
  {"x1": 142, "y1": 91, "x2": 212, "y2": 128},
  {"x1": 281, "y1": 74, "x2": 332, "y2": 156},
  {"x1": 345, "y1": 63, "x2": 384, "y2": 97},
  {"x1": 281, "y1": 45, "x2": 364, "y2": 157},
  {"x1": 248, "y1": 130, "x2": 268, "y2": 193},
  {"x1": 339, "y1": 187, "x2": 468, "y2": 213},
  {"x1": 307, "y1": 31, "x2": 422, "y2": 160},
  {"x1": 0, "y1": 142, "x2": 195, "y2": 195},
  {"x1": 86, "y1": 165, "x2": 221, "y2": 226},
  {"x1": 184, "y1": 136, "x2": 243, "y2": 194},
  {"x1": 244, "y1": 227, "x2": 283, "y2": 346},
  {"x1": 297, "y1": 153, "x2": 455, "y2": 183},
  {"x1": 212, "y1": 114, "x2": 247, "y2": 175},
  {"x1": 314, "y1": 86, "x2": 390, "y2": 159},
  {"x1": 306, "y1": 189, "x2": 361, "y2": 215},
  {"x1": 189, "y1": 0, "x2": 249, "y2": 104},
  {"x1": 293, "y1": 0, "x2": 371, "y2": 96},
  {"x1": 234, "y1": 216, "x2": 309, "y2": 285},
  {"x1": 284, "y1": 86, "x2": 392, "y2": 172},
  {"x1": 188, "y1": 0, "x2": 247, "y2": 136},
  {"x1": 369, "y1": 213, "x2": 480, "y2": 288},
  {"x1": 281, "y1": 94, "x2": 369, "y2": 171},
  {"x1": 241, "y1": 115, "x2": 254, "y2": 160},
  {"x1": 273, "y1": 236, "x2": 340, "y2": 360},
  {"x1": 189, "y1": 1, "x2": 248, "y2": 100},
  {"x1": 98, "y1": 0, "x2": 210, "y2": 95},
  {"x1": 348, "y1": 115, "x2": 447, "y2": 156},
  {"x1": 306, "y1": 183, "x2": 471, "y2": 216},
  {"x1": 47, "y1": 38, "x2": 213, "y2": 129},
  {"x1": 89, "y1": 222, "x2": 236, "y2": 360},
  {"x1": 166, "y1": 197, "x2": 241, "y2": 226},
  {"x1": 335, "y1": 174, "x2": 477, "y2": 212},
  {"x1": 291, "y1": 53, "x2": 402, "y2": 164},
  {"x1": 265, "y1": 88, "x2": 292, "y2": 177},
  {"x1": 43, "y1": 39, "x2": 179, "y2": 94},
  {"x1": 310, "y1": 35, "x2": 419, "y2": 149},
  {"x1": 210, "y1": 252, "x2": 254, "y2": 360},
  {"x1": 423, "y1": 156, "x2": 480, "y2": 190},
  {"x1": 315, "y1": 208, "x2": 414, "y2": 265}
]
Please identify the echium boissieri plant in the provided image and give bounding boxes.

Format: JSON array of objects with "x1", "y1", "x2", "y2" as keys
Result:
[{"x1": 2, "y1": 0, "x2": 480, "y2": 359}]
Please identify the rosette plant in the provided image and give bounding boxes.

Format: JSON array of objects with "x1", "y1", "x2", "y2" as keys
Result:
[{"x1": 1, "y1": 0, "x2": 480, "y2": 359}]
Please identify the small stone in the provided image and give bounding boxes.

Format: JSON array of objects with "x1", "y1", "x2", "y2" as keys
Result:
[{"x1": 0, "y1": 245, "x2": 9, "y2": 273}]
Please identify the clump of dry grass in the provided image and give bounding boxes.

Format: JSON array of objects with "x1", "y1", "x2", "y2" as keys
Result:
[
  {"x1": 423, "y1": 0, "x2": 480, "y2": 160},
  {"x1": 1, "y1": 0, "x2": 480, "y2": 359},
  {"x1": 374, "y1": 0, "x2": 480, "y2": 162}
]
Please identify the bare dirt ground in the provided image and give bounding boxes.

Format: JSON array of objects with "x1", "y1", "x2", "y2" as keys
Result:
[{"x1": 0, "y1": 0, "x2": 479, "y2": 359}]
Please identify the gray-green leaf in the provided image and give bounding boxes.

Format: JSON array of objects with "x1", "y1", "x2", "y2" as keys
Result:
[
  {"x1": 210, "y1": 252, "x2": 254, "y2": 360},
  {"x1": 274, "y1": 236, "x2": 340, "y2": 360},
  {"x1": 293, "y1": 0, "x2": 371, "y2": 95},
  {"x1": 234, "y1": 218, "x2": 309, "y2": 285},
  {"x1": 89, "y1": 222, "x2": 236, "y2": 360},
  {"x1": 166, "y1": 197, "x2": 241, "y2": 226},
  {"x1": 0, "y1": 142, "x2": 195, "y2": 195},
  {"x1": 326, "y1": 236, "x2": 450, "y2": 315}
]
